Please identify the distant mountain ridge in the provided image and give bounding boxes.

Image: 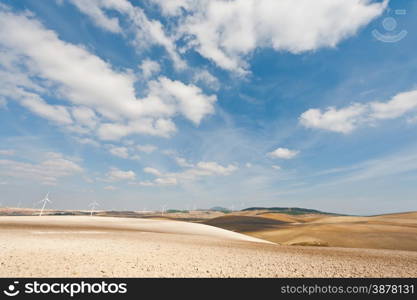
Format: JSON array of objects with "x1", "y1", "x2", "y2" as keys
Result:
[{"x1": 241, "y1": 207, "x2": 342, "y2": 215}]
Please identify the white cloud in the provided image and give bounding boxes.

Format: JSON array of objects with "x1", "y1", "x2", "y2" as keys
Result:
[
  {"x1": 71, "y1": 107, "x2": 98, "y2": 129},
  {"x1": 104, "y1": 185, "x2": 117, "y2": 190},
  {"x1": 97, "y1": 118, "x2": 177, "y2": 140},
  {"x1": 0, "y1": 149, "x2": 15, "y2": 156},
  {"x1": 108, "y1": 146, "x2": 130, "y2": 159},
  {"x1": 141, "y1": 161, "x2": 238, "y2": 186},
  {"x1": 299, "y1": 104, "x2": 367, "y2": 133},
  {"x1": 106, "y1": 167, "x2": 136, "y2": 181},
  {"x1": 192, "y1": 69, "x2": 220, "y2": 91},
  {"x1": 195, "y1": 161, "x2": 237, "y2": 176},
  {"x1": 0, "y1": 10, "x2": 135, "y2": 120},
  {"x1": 154, "y1": 177, "x2": 178, "y2": 186},
  {"x1": 70, "y1": 0, "x2": 387, "y2": 74},
  {"x1": 370, "y1": 90, "x2": 417, "y2": 120},
  {"x1": 0, "y1": 8, "x2": 215, "y2": 141},
  {"x1": 68, "y1": 0, "x2": 186, "y2": 70},
  {"x1": 144, "y1": 167, "x2": 162, "y2": 176},
  {"x1": 175, "y1": 157, "x2": 194, "y2": 168},
  {"x1": 73, "y1": 137, "x2": 100, "y2": 147},
  {"x1": 267, "y1": 147, "x2": 299, "y2": 159},
  {"x1": 300, "y1": 89, "x2": 417, "y2": 133},
  {"x1": 407, "y1": 115, "x2": 417, "y2": 124},
  {"x1": 137, "y1": 176, "x2": 177, "y2": 186},
  {"x1": 137, "y1": 180, "x2": 155, "y2": 186},
  {"x1": 0, "y1": 153, "x2": 83, "y2": 185},
  {"x1": 68, "y1": 0, "x2": 122, "y2": 33},
  {"x1": 136, "y1": 144, "x2": 157, "y2": 153},
  {"x1": 107, "y1": 144, "x2": 154, "y2": 159},
  {"x1": 272, "y1": 165, "x2": 281, "y2": 170},
  {"x1": 130, "y1": 155, "x2": 141, "y2": 161},
  {"x1": 150, "y1": 0, "x2": 189, "y2": 16},
  {"x1": 20, "y1": 93, "x2": 73, "y2": 125},
  {"x1": 148, "y1": 77, "x2": 217, "y2": 125},
  {"x1": 139, "y1": 59, "x2": 161, "y2": 78},
  {"x1": 152, "y1": 0, "x2": 387, "y2": 73}
]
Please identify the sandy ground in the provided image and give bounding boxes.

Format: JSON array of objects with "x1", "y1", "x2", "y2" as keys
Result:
[{"x1": 0, "y1": 216, "x2": 416, "y2": 277}]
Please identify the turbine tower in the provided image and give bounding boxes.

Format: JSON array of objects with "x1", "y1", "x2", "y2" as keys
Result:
[
  {"x1": 89, "y1": 201, "x2": 99, "y2": 217},
  {"x1": 161, "y1": 204, "x2": 167, "y2": 216},
  {"x1": 39, "y1": 192, "x2": 51, "y2": 216}
]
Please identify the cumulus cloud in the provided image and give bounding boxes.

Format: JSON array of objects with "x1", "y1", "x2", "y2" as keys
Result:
[
  {"x1": 97, "y1": 118, "x2": 177, "y2": 140},
  {"x1": 108, "y1": 146, "x2": 130, "y2": 159},
  {"x1": 68, "y1": 0, "x2": 122, "y2": 33},
  {"x1": 0, "y1": 8, "x2": 215, "y2": 141},
  {"x1": 300, "y1": 89, "x2": 417, "y2": 133},
  {"x1": 73, "y1": 137, "x2": 100, "y2": 147},
  {"x1": 154, "y1": 177, "x2": 178, "y2": 186},
  {"x1": 175, "y1": 157, "x2": 194, "y2": 168},
  {"x1": 107, "y1": 144, "x2": 153, "y2": 160},
  {"x1": 144, "y1": 167, "x2": 162, "y2": 176},
  {"x1": 19, "y1": 93, "x2": 73, "y2": 125},
  {"x1": 150, "y1": 0, "x2": 189, "y2": 16},
  {"x1": 370, "y1": 90, "x2": 417, "y2": 120},
  {"x1": 152, "y1": 0, "x2": 387, "y2": 73},
  {"x1": 267, "y1": 147, "x2": 299, "y2": 159},
  {"x1": 106, "y1": 167, "x2": 136, "y2": 181},
  {"x1": 192, "y1": 69, "x2": 220, "y2": 91},
  {"x1": 139, "y1": 59, "x2": 161, "y2": 78},
  {"x1": 0, "y1": 152, "x2": 83, "y2": 185},
  {"x1": 147, "y1": 77, "x2": 217, "y2": 125},
  {"x1": 300, "y1": 104, "x2": 367, "y2": 133},
  {"x1": 67, "y1": 0, "x2": 186, "y2": 70},
  {"x1": 71, "y1": 107, "x2": 98, "y2": 129},
  {"x1": 141, "y1": 161, "x2": 238, "y2": 186},
  {"x1": 196, "y1": 161, "x2": 237, "y2": 176},
  {"x1": 136, "y1": 144, "x2": 157, "y2": 153}
]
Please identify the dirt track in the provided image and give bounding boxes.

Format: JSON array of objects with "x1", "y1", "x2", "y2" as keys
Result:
[{"x1": 0, "y1": 216, "x2": 416, "y2": 277}]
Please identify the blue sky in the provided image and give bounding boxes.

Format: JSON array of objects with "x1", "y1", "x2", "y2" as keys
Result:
[{"x1": 0, "y1": 0, "x2": 416, "y2": 214}]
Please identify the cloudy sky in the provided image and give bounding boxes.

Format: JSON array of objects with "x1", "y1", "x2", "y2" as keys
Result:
[{"x1": 1, "y1": 0, "x2": 416, "y2": 214}]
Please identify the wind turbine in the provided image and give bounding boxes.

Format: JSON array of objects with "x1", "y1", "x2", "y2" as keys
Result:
[
  {"x1": 38, "y1": 192, "x2": 51, "y2": 216},
  {"x1": 89, "y1": 201, "x2": 99, "y2": 217},
  {"x1": 161, "y1": 204, "x2": 167, "y2": 216}
]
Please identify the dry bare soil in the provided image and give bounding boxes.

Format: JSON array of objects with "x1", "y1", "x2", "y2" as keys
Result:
[
  {"x1": 203, "y1": 211, "x2": 417, "y2": 251},
  {"x1": 0, "y1": 216, "x2": 416, "y2": 277}
]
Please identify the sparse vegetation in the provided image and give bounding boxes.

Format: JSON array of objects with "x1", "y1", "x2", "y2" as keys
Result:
[{"x1": 167, "y1": 209, "x2": 189, "y2": 214}]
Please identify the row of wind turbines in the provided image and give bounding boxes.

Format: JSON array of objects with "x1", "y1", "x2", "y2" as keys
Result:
[
  {"x1": 37, "y1": 197, "x2": 182, "y2": 216},
  {"x1": 9, "y1": 194, "x2": 246, "y2": 217}
]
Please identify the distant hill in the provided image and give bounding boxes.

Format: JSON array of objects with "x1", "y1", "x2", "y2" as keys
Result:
[{"x1": 241, "y1": 207, "x2": 341, "y2": 215}]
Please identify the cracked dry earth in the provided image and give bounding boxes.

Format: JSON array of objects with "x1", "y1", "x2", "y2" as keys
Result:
[{"x1": 0, "y1": 216, "x2": 416, "y2": 277}]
